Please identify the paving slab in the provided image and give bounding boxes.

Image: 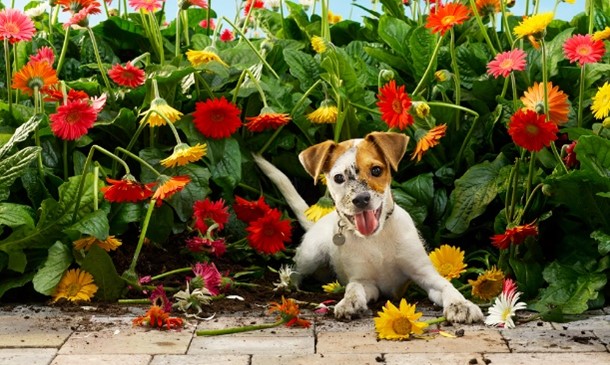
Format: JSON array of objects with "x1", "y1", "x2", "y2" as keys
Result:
[
  {"x1": 58, "y1": 326, "x2": 194, "y2": 355},
  {"x1": 316, "y1": 328, "x2": 508, "y2": 354},
  {"x1": 0, "y1": 315, "x2": 77, "y2": 347},
  {"x1": 151, "y1": 354, "x2": 251, "y2": 364},
  {"x1": 384, "y1": 353, "x2": 487, "y2": 365},
  {"x1": 483, "y1": 351, "x2": 610, "y2": 365},
  {"x1": 50, "y1": 354, "x2": 151, "y2": 365},
  {"x1": 251, "y1": 353, "x2": 386, "y2": 365},
  {"x1": 0, "y1": 348, "x2": 57, "y2": 365},
  {"x1": 188, "y1": 334, "x2": 315, "y2": 355},
  {"x1": 501, "y1": 328, "x2": 607, "y2": 352}
]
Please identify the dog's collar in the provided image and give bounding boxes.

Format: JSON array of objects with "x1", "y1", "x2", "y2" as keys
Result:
[{"x1": 332, "y1": 203, "x2": 395, "y2": 246}]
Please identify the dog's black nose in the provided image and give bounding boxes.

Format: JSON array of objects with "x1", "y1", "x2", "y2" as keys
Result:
[{"x1": 352, "y1": 192, "x2": 370, "y2": 209}]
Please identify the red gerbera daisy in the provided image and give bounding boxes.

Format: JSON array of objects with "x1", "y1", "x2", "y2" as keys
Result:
[
  {"x1": 152, "y1": 175, "x2": 190, "y2": 205},
  {"x1": 425, "y1": 2, "x2": 471, "y2": 36},
  {"x1": 376, "y1": 80, "x2": 414, "y2": 130},
  {"x1": 108, "y1": 62, "x2": 146, "y2": 88},
  {"x1": 244, "y1": 0, "x2": 265, "y2": 15},
  {"x1": 192, "y1": 198, "x2": 230, "y2": 234},
  {"x1": 486, "y1": 48, "x2": 527, "y2": 78},
  {"x1": 192, "y1": 262, "x2": 222, "y2": 296},
  {"x1": 101, "y1": 176, "x2": 156, "y2": 203},
  {"x1": 220, "y1": 29, "x2": 235, "y2": 42},
  {"x1": 233, "y1": 196, "x2": 271, "y2": 223},
  {"x1": 192, "y1": 97, "x2": 242, "y2": 139},
  {"x1": 185, "y1": 236, "x2": 226, "y2": 257},
  {"x1": 29, "y1": 46, "x2": 55, "y2": 65},
  {"x1": 199, "y1": 18, "x2": 215, "y2": 29},
  {"x1": 43, "y1": 86, "x2": 89, "y2": 103},
  {"x1": 507, "y1": 109, "x2": 558, "y2": 152},
  {"x1": 246, "y1": 208, "x2": 292, "y2": 255},
  {"x1": 491, "y1": 222, "x2": 538, "y2": 250},
  {"x1": 245, "y1": 111, "x2": 291, "y2": 132},
  {"x1": 0, "y1": 8, "x2": 36, "y2": 43},
  {"x1": 563, "y1": 34, "x2": 605, "y2": 66},
  {"x1": 49, "y1": 99, "x2": 98, "y2": 140}
]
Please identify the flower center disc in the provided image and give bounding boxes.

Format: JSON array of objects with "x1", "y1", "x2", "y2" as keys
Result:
[
  {"x1": 441, "y1": 16, "x2": 456, "y2": 26},
  {"x1": 500, "y1": 59, "x2": 514, "y2": 69},
  {"x1": 66, "y1": 283, "x2": 81, "y2": 297},
  {"x1": 391, "y1": 317, "x2": 412, "y2": 335},
  {"x1": 391, "y1": 99, "x2": 403, "y2": 114}
]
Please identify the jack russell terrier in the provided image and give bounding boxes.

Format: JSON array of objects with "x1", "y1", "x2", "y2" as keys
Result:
[{"x1": 254, "y1": 131, "x2": 484, "y2": 323}]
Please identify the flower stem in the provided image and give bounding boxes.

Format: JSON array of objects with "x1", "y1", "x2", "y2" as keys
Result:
[
  {"x1": 468, "y1": 0, "x2": 498, "y2": 54},
  {"x1": 175, "y1": 8, "x2": 182, "y2": 57},
  {"x1": 4, "y1": 39, "x2": 12, "y2": 114},
  {"x1": 115, "y1": 147, "x2": 162, "y2": 177},
  {"x1": 56, "y1": 26, "x2": 70, "y2": 75},
  {"x1": 424, "y1": 316, "x2": 447, "y2": 326},
  {"x1": 126, "y1": 199, "x2": 157, "y2": 280},
  {"x1": 63, "y1": 140, "x2": 69, "y2": 181},
  {"x1": 449, "y1": 29, "x2": 462, "y2": 129},
  {"x1": 412, "y1": 35, "x2": 445, "y2": 96},
  {"x1": 196, "y1": 319, "x2": 285, "y2": 336},
  {"x1": 117, "y1": 298, "x2": 150, "y2": 305},
  {"x1": 577, "y1": 63, "x2": 586, "y2": 128},
  {"x1": 150, "y1": 267, "x2": 193, "y2": 282},
  {"x1": 87, "y1": 27, "x2": 112, "y2": 91}
]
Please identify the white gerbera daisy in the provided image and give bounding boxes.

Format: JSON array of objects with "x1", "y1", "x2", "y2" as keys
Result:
[{"x1": 485, "y1": 282, "x2": 527, "y2": 329}]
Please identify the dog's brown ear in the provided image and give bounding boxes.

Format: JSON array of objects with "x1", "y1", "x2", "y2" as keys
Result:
[
  {"x1": 365, "y1": 132, "x2": 409, "y2": 171},
  {"x1": 299, "y1": 140, "x2": 337, "y2": 185}
]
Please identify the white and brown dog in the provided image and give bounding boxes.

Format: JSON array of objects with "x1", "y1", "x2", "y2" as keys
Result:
[{"x1": 254, "y1": 132, "x2": 483, "y2": 323}]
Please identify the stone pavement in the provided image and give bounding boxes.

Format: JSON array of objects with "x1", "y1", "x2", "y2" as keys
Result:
[{"x1": 0, "y1": 304, "x2": 609, "y2": 365}]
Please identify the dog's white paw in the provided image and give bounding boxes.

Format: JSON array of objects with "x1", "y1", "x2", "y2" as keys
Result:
[
  {"x1": 334, "y1": 291, "x2": 369, "y2": 320},
  {"x1": 443, "y1": 300, "x2": 484, "y2": 324}
]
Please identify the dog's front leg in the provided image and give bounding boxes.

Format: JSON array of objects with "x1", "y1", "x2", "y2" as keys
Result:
[{"x1": 334, "y1": 281, "x2": 379, "y2": 320}]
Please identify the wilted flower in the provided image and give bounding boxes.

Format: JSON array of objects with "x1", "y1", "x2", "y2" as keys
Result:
[{"x1": 273, "y1": 264, "x2": 297, "y2": 291}]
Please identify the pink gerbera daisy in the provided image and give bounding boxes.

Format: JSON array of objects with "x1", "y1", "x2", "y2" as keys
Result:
[
  {"x1": 0, "y1": 8, "x2": 36, "y2": 43},
  {"x1": 30, "y1": 46, "x2": 55, "y2": 65},
  {"x1": 129, "y1": 0, "x2": 165, "y2": 12},
  {"x1": 486, "y1": 48, "x2": 527, "y2": 78},
  {"x1": 563, "y1": 34, "x2": 605, "y2": 66},
  {"x1": 199, "y1": 18, "x2": 215, "y2": 29},
  {"x1": 50, "y1": 99, "x2": 98, "y2": 140},
  {"x1": 108, "y1": 61, "x2": 146, "y2": 88}
]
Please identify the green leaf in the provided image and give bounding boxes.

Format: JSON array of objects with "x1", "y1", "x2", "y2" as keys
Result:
[
  {"x1": 32, "y1": 241, "x2": 73, "y2": 295},
  {"x1": 396, "y1": 173, "x2": 435, "y2": 209},
  {"x1": 591, "y1": 230, "x2": 610, "y2": 256},
  {"x1": 574, "y1": 135, "x2": 610, "y2": 177},
  {"x1": 0, "y1": 203, "x2": 35, "y2": 229},
  {"x1": 283, "y1": 48, "x2": 320, "y2": 92},
  {"x1": 408, "y1": 26, "x2": 435, "y2": 82},
  {"x1": 545, "y1": 28, "x2": 574, "y2": 77},
  {"x1": 0, "y1": 272, "x2": 35, "y2": 299},
  {"x1": 377, "y1": 15, "x2": 412, "y2": 59},
  {"x1": 445, "y1": 155, "x2": 508, "y2": 234},
  {"x1": 509, "y1": 257, "x2": 544, "y2": 299},
  {"x1": 210, "y1": 139, "x2": 242, "y2": 196},
  {"x1": 0, "y1": 114, "x2": 43, "y2": 159},
  {"x1": 0, "y1": 146, "x2": 42, "y2": 202},
  {"x1": 171, "y1": 164, "x2": 211, "y2": 223},
  {"x1": 80, "y1": 245, "x2": 126, "y2": 301},
  {"x1": 584, "y1": 63, "x2": 610, "y2": 90},
  {"x1": 379, "y1": 0, "x2": 407, "y2": 21},
  {"x1": 364, "y1": 46, "x2": 411, "y2": 73},
  {"x1": 65, "y1": 209, "x2": 110, "y2": 240}
]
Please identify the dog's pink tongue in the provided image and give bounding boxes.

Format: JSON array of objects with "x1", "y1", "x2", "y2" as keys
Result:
[{"x1": 354, "y1": 210, "x2": 378, "y2": 236}]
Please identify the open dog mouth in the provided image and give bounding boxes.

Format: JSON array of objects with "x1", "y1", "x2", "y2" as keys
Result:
[{"x1": 345, "y1": 206, "x2": 382, "y2": 236}]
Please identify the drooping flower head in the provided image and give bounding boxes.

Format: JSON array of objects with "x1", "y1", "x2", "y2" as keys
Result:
[
  {"x1": 73, "y1": 235, "x2": 122, "y2": 252},
  {"x1": 101, "y1": 175, "x2": 156, "y2": 203},
  {"x1": 192, "y1": 198, "x2": 230, "y2": 234},
  {"x1": 592, "y1": 26, "x2": 610, "y2": 42},
  {"x1": 192, "y1": 96, "x2": 242, "y2": 139},
  {"x1": 507, "y1": 109, "x2": 558, "y2": 152},
  {"x1": 12, "y1": 60, "x2": 58, "y2": 96},
  {"x1": 186, "y1": 49, "x2": 227, "y2": 67},
  {"x1": 108, "y1": 62, "x2": 146, "y2": 88},
  {"x1": 268, "y1": 297, "x2": 311, "y2": 328},
  {"x1": 144, "y1": 97, "x2": 183, "y2": 127},
  {"x1": 425, "y1": 2, "x2": 471, "y2": 36},
  {"x1": 591, "y1": 82, "x2": 610, "y2": 120},
  {"x1": 521, "y1": 82, "x2": 570, "y2": 126},
  {"x1": 49, "y1": 99, "x2": 98, "y2": 140},
  {"x1": 245, "y1": 109, "x2": 292, "y2": 132},
  {"x1": 185, "y1": 236, "x2": 226, "y2": 257},
  {"x1": 485, "y1": 278, "x2": 527, "y2": 328},
  {"x1": 469, "y1": 266, "x2": 505, "y2": 301},
  {"x1": 486, "y1": 48, "x2": 527, "y2": 78},
  {"x1": 191, "y1": 262, "x2": 222, "y2": 296},
  {"x1": 133, "y1": 305, "x2": 183, "y2": 330},
  {"x1": 491, "y1": 222, "x2": 538, "y2": 250},
  {"x1": 0, "y1": 8, "x2": 36, "y2": 43},
  {"x1": 428, "y1": 244, "x2": 467, "y2": 280},
  {"x1": 160, "y1": 143, "x2": 207, "y2": 168},
  {"x1": 52, "y1": 268, "x2": 98, "y2": 303},
  {"x1": 474, "y1": 0, "x2": 501, "y2": 17},
  {"x1": 29, "y1": 46, "x2": 55, "y2": 65},
  {"x1": 56, "y1": 0, "x2": 101, "y2": 14},
  {"x1": 307, "y1": 99, "x2": 338, "y2": 124},
  {"x1": 374, "y1": 298, "x2": 429, "y2": 340},
  {"x1": 64, "y1": 4, "x2": 100, "y2": 28},
  {"x1": 181, "y1": 0, "x2": 207, "y2": 9},
  {"x1": 246, "y1": 208, "x2": 292, "y2": 254},
  {"x1": 304, "y1": 196, "x2": 335, "y2": 222},
  {"x1": 129, "y1": 0, "x2": 165, "y2": 12},
  {"x1": 411, "y1": 124, "x2": 447, "y2": 162},
  {"x1": 513, "y1": 12, "x2": 553, "y2": 39},
  {"x1": 152, "y1": 175, "x2": 191, "y2": 205},
  {"x1": 233, "y1": 196, "x2": 272, "y2": 223},
  {"x1": 377, "y1": 80, "x2": 414, "y2": 130},
  {"x1": 563, "y1": 34, "x2": 605, "y2": 66}
]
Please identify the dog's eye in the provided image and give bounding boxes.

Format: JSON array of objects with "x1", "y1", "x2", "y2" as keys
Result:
[
  {"x1": 370, "y1": 166, "x2": 382, "y2": 177},
  {"x1": 333, "y1": 174, "x2": 345, "y2": 184}
]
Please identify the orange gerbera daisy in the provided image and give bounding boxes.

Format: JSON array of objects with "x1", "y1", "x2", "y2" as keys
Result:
[
  {"x1": 475, "y1": 0, "x2": 501, "y2": 17},
  {"x1": 377, "y1": 80, "x2": 414, "y2": 130},
  {"x1": 12, "y1": 60, "x2": 59, "y2": 96},
  {"x1": 56, "y1": 0, "x2": 101, "y2": 13},
  {"x1": 268, "y1": 297, "x2": 311, "y2": 328},
  {"x1": 425, "y1": 2, "x2": 471, "y2": 36},
  {"x1": 101, "y1": 175, "x2": 156, "y2": 203},
  {"x1": 521, "y1": 82, "x2": 570, "y2": 125},
  {"x1": 133, "y1": 305, "x2": 184, "y2": 330},
  {"x1": 411, "y1": 124, "x2": 447, "y2": 162},
  {"x1": 245, "y1": 110, "x2": 292, "y2": 132},
  {"x1": 152, "y1": 175, "x2": 191, "y2": 205}
]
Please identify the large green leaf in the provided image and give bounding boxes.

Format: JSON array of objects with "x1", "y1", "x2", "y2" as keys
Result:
[
  {"x1": 377, "y1": 15, "x2": 412, "y2": 59},
  {"x1": 65, "y1": 209, "x2": 110, "y2": 241},
  {"x1": 408, "y1": 26, "x2": 435, "y2": 83},
  {"x1": 0, "y1": 146, "x2": 42, "y2": 202},
  {"x1": 0, "y1": 203, "x2": 35, "y2": 229},
  {"x1": 211, "y1": 138, "x2": 242, "y2": 197},
  {"x1": 545, "y1": 28, "x2": 574, "y2": 77},
  {"x1": 0, "y1": 114, "x2": 42, "y2": 159},
  {"x1": 32, "y1": 241, "x2": 73, "y2": 296},
  {"x1": 81, "y1": 245, "x2": 126, "y2": 301},
  {"x1": 575, "y1": 134, "x2": 610, "y2": 177},
  {"x1": 283, "y1": 48, "x2": 320, "y2": 92},
  {"x1": 445, "y1": 155, "x2": 508, "y2": 234},
  {"x1": 591, "y1": 230, "x2": 610, "y2": 256}
]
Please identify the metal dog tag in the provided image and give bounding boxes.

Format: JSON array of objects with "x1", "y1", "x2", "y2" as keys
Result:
[{"x1": 332, "y1": 233, "x2": 345, "y2": 246}]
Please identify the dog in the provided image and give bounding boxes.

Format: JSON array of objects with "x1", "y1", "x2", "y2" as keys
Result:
[{"x1": 253, "y1": 131, "x2": 483, "y2": 323}]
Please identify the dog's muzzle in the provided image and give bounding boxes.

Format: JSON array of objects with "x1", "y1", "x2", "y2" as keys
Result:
[{"x1": 346, "y1": 192, "x2": 382, "y2": 236}]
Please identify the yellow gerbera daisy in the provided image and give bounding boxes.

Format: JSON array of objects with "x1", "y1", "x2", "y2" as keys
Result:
[
  {"x1": 307, "y1": 100, "x2": 338, "y2": 124},
  {"x1": 73, "y1": 235, "x2": 122, "y2": 252},
  {"x1": 322, "y1": 280, "x2": 344, "y2": 294},
  {"x1": 374, "y1": 298, "x2": 429, "y2": 340},
  {"x1": 311, "y1": 35, "x2": 327, "y2": 54},
  {"x1": 144, "y1": 97, "x2": 183, "y2": 127},
  {"x1": 428, "y1": 244, "x2": 467, "y2": 280},
  {"x1": 513, "y1": 12, "x2": 553, "y2": 39},
  {"x1": 186, "y1": 49, "x2": 228, "y2": 67},
  {"x1": 304, "y1": 196, "x2": 335, "y2": 222},
  {"x1": 592, "y1": 26, "x2": 610, "y2": 42},
  {"x1": 160, "y1": 143, "x2": 207, "y2": 168},
  {"x1": 52, "y1": 268, "x2": 98, "y2": 303},
  {"x1": 327, "y1": 10, "x2": 342, "y2": 25},
  {"x1": 468, "y1": 266, "x2": 505, "y2": 301},
  {"x1": 591, "y1": 82, "x2": 610, "y2": 120}
]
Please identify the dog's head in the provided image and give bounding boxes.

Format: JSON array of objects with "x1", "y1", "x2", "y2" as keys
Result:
[{"x1": 299, "y1": 132, "x2": 409, "y2": 237}]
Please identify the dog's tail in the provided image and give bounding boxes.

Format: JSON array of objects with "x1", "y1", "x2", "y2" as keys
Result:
[{"x1": 252, "y1": 154, "x2": 314, "y2": 230}]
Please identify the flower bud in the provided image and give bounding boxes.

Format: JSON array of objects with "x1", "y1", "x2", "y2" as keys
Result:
[{"x1": 380, "y1": 70, "x2": 395, "y2": 81}]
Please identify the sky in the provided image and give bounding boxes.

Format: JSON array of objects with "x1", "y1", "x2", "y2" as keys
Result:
[{"x1": 12, "y1": 0, "x2": 586, "y2": 25}]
